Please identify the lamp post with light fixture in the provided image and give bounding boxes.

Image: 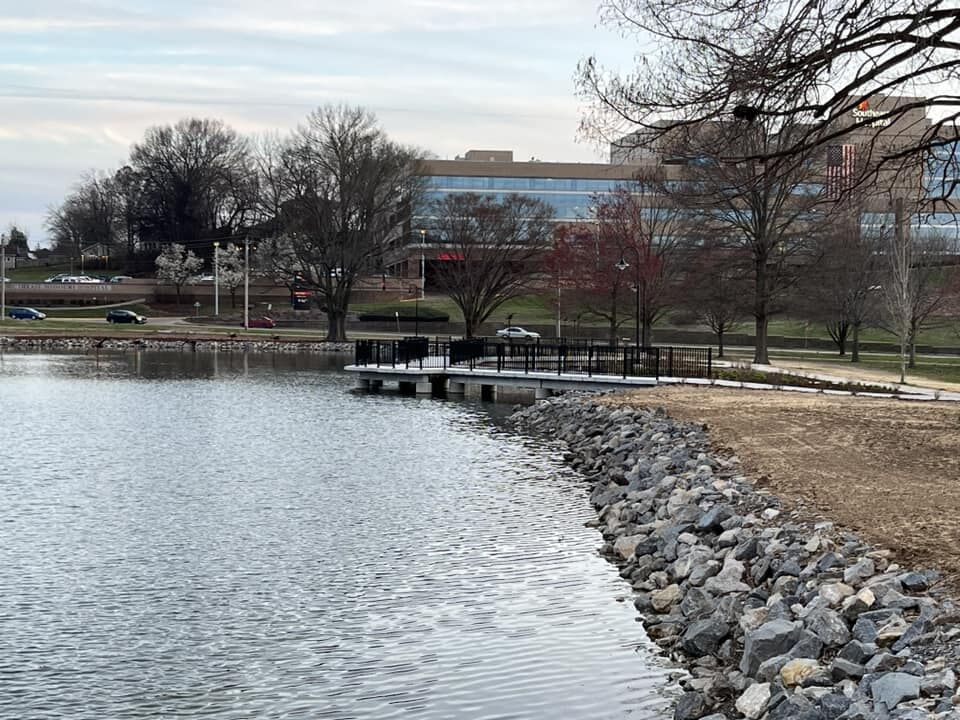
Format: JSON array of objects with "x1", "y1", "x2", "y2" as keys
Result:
[
  {"x1": 213, "y1": 240, "x2": 220, "y2": 317},
  {"x1": 615, "y1": 246, "x2": 642, "y2": 347},
  {"x1": 0, "y1": 234, "x2": 6, "y2": 323},
  {"x1": 243, "y1": 237, "x2": 251, "y2": 330},
  {"x1": 418, "y1": 229, "x2": 426, "y2": 300}
]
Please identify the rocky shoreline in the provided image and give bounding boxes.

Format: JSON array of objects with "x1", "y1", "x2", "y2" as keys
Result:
[
  {"x1": 511, "y1": 393, "x2": 960, "y2": 720},
  {"x1": 0, "y1": 336, "x2": 353, "y2": 354}
]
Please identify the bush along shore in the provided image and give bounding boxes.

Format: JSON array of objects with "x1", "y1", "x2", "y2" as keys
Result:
[
  {"x1": 511, "y1": 394, "x2": 960, "y2": 720},
  {"x1": 0, "y1": 336, "x2": 353, "y2": 354}
]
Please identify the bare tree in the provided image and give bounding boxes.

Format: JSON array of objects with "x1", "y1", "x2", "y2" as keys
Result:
[
  {"x1": 802, "y1": 208, "x2": 887, "y2": 362},
  {"x1": 430, "y1": 193, "x2": 555, "y2": 338},
  {"x1": 46, "y1": 172, "x2": 120, "y2": 260},
  {"x1": 668, "y1": 123, "x2": 824, "y2": 364},
  {"x1": 546, "y1": 223, "x2": 632, "y2": 343},
  {"x1": 596, "y1": 174, "x2": 686, "y2": 346},
  {"x1": 579, "y1": 0, "x2": 960, "y2": 193},
  {"x1": 155, "y1": 243, "x2": 203, "y2": 306},
  {"x1": 679, "y1": 245, "x2": 749, "y2": 358},
  {"x1": 131, "y1": 118, "x2": 253, "y2": 248},
  {"x1": 255, "y1": 105, "x2": 424, "y2": 341},
  {"x1": 883, "y1": 198, "x2": 956, "y2": 382}
]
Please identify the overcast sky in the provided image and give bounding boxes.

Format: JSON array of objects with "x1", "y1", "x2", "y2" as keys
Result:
[{"x1": 0, "y1": 0, "x2": 639, "y2": 245}]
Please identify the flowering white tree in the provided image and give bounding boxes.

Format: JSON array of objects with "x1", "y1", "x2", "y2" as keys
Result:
[
  {"x1": 155, "y1": 243, "x2": 203, "y2": 305},
  {"x1": 215, "y1": 243, "x2": 245, "y2": 308}
]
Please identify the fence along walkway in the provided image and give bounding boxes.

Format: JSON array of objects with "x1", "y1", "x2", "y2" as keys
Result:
[{"x1": 354, "y1": 338, "x2": 713, "y2": 380}]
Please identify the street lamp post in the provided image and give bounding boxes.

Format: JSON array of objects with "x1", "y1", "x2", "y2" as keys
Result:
[
  {"x1": 418, "y1": 229, "x2": 426, "y2": 300},
  {"x1": 615, "y1": 246, "x2": 642, "y2": 347},
  {"x1": 243, "y1": 237, "x2": 250, "y2": 331},
  {"x1": 0, "y1": 234, "x2": 6, "y2": 323},
  {"x1": 213, "y1": 240, "x2": 220, "y2": 317}
]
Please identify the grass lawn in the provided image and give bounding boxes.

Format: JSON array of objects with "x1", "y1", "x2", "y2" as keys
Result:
[{"x1": 722, "y1": 345, "x2": 960, "y2": 386}]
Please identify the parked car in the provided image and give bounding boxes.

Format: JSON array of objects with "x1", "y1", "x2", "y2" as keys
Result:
[
  {"x1": 45, "y1": 274, "x2": 101, "y2": 284},
  {"x1": 8, "y1": 307, "x2": 46, "y2": 320},
  {"x1": 109, "y1": 275, "x2": 135, "y2": 283},
  {"x1": 495, "y1": 326, "x2": 540, "y2": 340},
  {"x1": 192, "y1": 275, "x2": 215, "y2": 282},
  {"x1": 106, "y1": 309, "x2": 147, "y2": 324},
  {"x1": 248, "y1": 317, "x2": 276, "y2": 329}
]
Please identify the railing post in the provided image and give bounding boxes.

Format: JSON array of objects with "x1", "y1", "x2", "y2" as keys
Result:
[
  {"x1": 655, "y1": 347, "x2": 660, "y2": 379},
  {"x1": 622, "y1": 345, "x2": 628, "y2": 379},
  {"x1": 668, "y1": 347, "x2": 674, "y2": 377},
  {"x1": 588, "y1": 346, "x2": 593, "y2": 377}
]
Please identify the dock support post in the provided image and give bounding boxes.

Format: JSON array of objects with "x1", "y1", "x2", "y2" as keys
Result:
[
  {"x1": 356, "y1": 377, "x2": 371, "y2": 390},
  {"x1": 447, "y1": 381, "x2": 466, "y2": 396},
  {"x1": 416, "y1": 380, "x2": 432, "y2": 395}
]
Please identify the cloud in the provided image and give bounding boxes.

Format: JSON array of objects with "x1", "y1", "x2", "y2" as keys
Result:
[{"x1": 0, "y1": 0, "x2": 636, "y2": 243}]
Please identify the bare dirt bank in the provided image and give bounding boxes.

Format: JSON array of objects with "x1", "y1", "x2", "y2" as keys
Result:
[{"x1": 606, "y1": 386, "x2": 960, "y2": 587}]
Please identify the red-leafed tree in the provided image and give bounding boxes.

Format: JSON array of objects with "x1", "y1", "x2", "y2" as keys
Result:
[
  {"x1": 544, "y1": 223, "x2": 631, "y2": 344},
  {"x1": 594, "y1": 179, "x2": 686, "y2": 346}
]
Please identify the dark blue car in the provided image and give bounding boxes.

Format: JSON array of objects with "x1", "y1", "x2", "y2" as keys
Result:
[{"x1": 8, "y1": 307, "x2": 46, "y2": 320}]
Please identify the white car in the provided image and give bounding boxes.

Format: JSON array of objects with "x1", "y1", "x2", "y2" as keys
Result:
[{"x1": 496, "y1": 326, "x2": 541, "y2": 340}]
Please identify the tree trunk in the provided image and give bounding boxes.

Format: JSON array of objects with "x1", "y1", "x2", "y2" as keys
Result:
[
  {"x1": 908, "y1": 340, "x2": 917, "y2": 368},
  {"x1": 851, "y1": 322, "x2": 860, "y2": 363},
  {"x1": 754, "y1": 314, "x2": 769, "y2": 365},
  {"x1": 717, "y1": 327, "x2": 725, "y2": 358},
  {"x1": 641, "y1": 319, "x2": 652, "y2": 348},
  {"x1": 753, "y1": 257, "x2": 770, "y2": 365},
  {"x1": 230, "y1": 289, "x2": 237, "y2": 309},
  {"x1": 325, "y1": 307, "x2": 346, "y2": 342}
]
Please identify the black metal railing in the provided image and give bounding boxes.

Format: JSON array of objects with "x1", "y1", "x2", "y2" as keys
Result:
[{"x1": 354, "y1": 338, "x2": 713, "y2": 379}]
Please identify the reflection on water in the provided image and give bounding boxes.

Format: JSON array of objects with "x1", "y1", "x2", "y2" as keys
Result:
[{"x1": 0, "y1": 350, "x2": 672, "y2": 719}]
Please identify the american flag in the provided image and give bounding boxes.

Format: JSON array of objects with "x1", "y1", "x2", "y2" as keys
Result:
[{"x1": 826, "y1": 144, "x2": 856, "y2": 199}]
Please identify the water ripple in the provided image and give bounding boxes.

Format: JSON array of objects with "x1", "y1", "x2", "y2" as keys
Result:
[{"x1": 0, "y1": 351, "x2": 674, "y2": 719}]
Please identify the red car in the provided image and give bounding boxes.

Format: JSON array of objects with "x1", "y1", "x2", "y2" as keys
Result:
[{"x1": 248, "y1": 317, "x2": 276, "y2": 329}]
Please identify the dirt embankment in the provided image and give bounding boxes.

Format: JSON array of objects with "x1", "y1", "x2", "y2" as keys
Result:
[{"x1": 607, "y1": 387, "x2": 960, "y2": 586}]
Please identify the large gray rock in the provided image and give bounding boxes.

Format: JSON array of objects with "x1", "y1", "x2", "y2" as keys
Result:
[
  {"x1": 870, "y1": 672, "x2": 920, "y2": 710},
  {"x1": 756, "y1": 654, "x2": 791, "y2": 683},
  {"x1": 818, "y1": 692, "x2": 851, "y2": 720},
  {"x1": 704, "y1": 556, "x2": 750, "y2": 595},
  {"x1": 851, "y1": 617, "x2": 878, "y2": 644},
  {"x1": 843, "y1": 558, "x2": 876, "y2": 586},
  {"x1": 805, "y1": 607, "x2": 851, "y2": 647},
  {"x1": 766, "y1": 694, "x2": 822, "y2": 720},
  {"x1": 898, "y1": 570, "x2": 937, "y2": 592},
  {"x1": 837, "y1": 640, "x2": 876, "y2": 665},
  {"x1": 680, "y1": 587, "x2": 715, "y2": 619},
  {"x1": 673, "y1": 691, "x2": 709, "y2": 720},
  {"x1": 740, "y1": 619, "x2": 803, "y2": 677},
  {"x1": 697, "y1": 503, "x2": 733, "y2": 532},
  {"x1": 681, "y1": 619, "x2": 731, "y2": 657},
  {"x1": 735, "y1": 682, "x2": 771, "y2": 719},
  {"x1": 789, "y1": 629, "x2": 824, "y2": 660},
  {"x1": 831, "y1": 658, "x2": 866, "y2": 681}
]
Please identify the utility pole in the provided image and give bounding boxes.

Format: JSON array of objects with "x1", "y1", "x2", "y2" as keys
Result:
[
  {"x1": 1, "y1": 235, "x2": 6, "y2": 322},
  {"x1": 243, "y1": 237, "x2": 250, "y2": 331},
  {"x1": 213, "y1": 240, "x2": 220, "y2": 317}
]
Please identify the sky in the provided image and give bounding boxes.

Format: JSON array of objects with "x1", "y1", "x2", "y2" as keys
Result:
[{"x1": 0, "y1": 0, "x2": 640, "y2": 246}]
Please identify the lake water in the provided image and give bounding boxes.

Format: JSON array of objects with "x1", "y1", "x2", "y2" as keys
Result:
[{"x1": 0, "y1": 349, "x2": 672, "y2": 719}]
